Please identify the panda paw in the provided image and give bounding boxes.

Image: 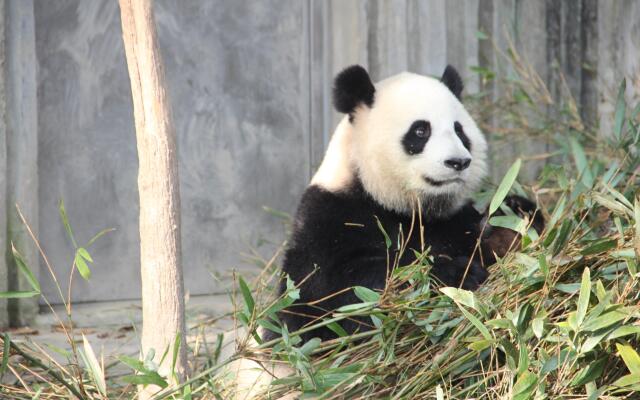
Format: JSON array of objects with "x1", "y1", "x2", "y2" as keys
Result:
[
  {"x1": 504, "y1": 195, "x2": 545, "y2": 234},
  {"x1": 432, "y1": 256, "x2": 489, "y2": 291}
]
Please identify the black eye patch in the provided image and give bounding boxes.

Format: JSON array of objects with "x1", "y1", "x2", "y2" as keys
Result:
[
  {"x1": 402, "y1": 120, "x2": 431, "y2": 155},
  {"x1": 454, "y1": 121, "x2": 471, "y2": 151}
]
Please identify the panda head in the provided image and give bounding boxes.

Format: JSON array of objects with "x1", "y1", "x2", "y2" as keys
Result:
[{"x1": 327, "y1": 65, "x2": 488, "y2": 216}]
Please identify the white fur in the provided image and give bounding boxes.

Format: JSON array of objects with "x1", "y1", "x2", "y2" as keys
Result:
[
  {"x1": 313, "y1": 71, "x2": 488, "y2": 215},
  {"x1": 310, "y1": 116, "x2": 354, "y2": 191}
]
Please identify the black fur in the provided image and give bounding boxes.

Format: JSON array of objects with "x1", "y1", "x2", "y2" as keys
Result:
[
  {"x1": 441, "y1": 65, "x2": 464, "y2": 100},
  {"x1": 266, "y1": 178, "x2": 491, "y2": 343},
  {"x1": 333, "y1": 65, "x2": 376, "y2": 116},
  {"x1": 402, "y1": 120, "x2": 431, "y2": 155},
  {"x1": 454, "y1": 121, "x2": 471, "y2": 151}
]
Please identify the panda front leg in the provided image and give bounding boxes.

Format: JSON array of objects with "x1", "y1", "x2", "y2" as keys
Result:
[{"x1": 480, "y1": 194, "x2": 546, "y2": 263}]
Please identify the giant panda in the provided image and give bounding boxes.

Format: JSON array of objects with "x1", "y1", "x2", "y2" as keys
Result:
[
  {"x1": 266, "y1": 64, "x2": 543, "y2": 343},
  {"x1": 230, "y1": 65, "x2": 542, "y2": 398}
]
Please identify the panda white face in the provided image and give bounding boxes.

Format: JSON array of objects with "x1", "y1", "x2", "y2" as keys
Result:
[
  {"x1": 355, "y1": 71, "x2": 487, "y2": 215},
  {"x1": 312, "y1": 65, "x2": 488, "y2": 217}
]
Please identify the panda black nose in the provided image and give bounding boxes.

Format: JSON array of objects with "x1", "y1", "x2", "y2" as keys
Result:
[{"x1": 444, "y1": 157, "x2": 471, "y2": 171}]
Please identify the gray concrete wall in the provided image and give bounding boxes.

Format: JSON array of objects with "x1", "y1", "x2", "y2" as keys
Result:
[
  {"x1": 0, "y1": 0, "x2": 631, "y2": 310},
  {"x1": 35, "y1": 1, "x2": 310, "y2": 303}
]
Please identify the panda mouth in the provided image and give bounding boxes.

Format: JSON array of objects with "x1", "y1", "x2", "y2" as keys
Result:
[{"x1": 424, "y1": 176, "x2": 464, "y2": 187}]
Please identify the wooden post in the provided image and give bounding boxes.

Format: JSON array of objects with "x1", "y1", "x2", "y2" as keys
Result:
[
  {"x1": 4, "y1": 0, "x2": 39, "y2": 327},
  {"x1": 118, "y1": 0, "x2": 187, "y2": 397}
]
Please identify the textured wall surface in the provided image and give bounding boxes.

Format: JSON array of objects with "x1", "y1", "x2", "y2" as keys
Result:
[
  {"x1": 35, "y1": 1, "x2": 309, "y2": 303},
  {"x1": 26, "y1": 0, "x2": 640, "y2": 306}
]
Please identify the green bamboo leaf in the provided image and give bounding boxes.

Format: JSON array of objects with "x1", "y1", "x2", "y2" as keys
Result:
[
  {"x1": 617, "y1": 343, "x2": 640, "y2": 375},
  {"x1": 576, "y1": 268, "x2": 591, "y2": 327},
  {"x1": 327, "y1": 322, "x2": 348, "y2": 337},
  {"x1": 11, "y1": 243, "x2": 40, "y2": 292},
  {"x1": 609, "y1": 326, "x2": 640, "y2": 340},
  {"x1": 468, "y1": 339, "x2": 492, "y2": 352},
  {"x1": 456, "y1": 304, "x2": 491, "y2": 340},
  {"x1": 583, "y1": 309, "x2": 631, "y2": 332},
  {"x1": 336, "y1": 302, "x2": 376, "y2": 313},
  {"x1": 489, "y1": 158, "x2": 521, "y2": 215},
  {"x1": 1, "y1": 333, "x2": 10, "y2": 377},
  {"x1": 171, "y1": 332, "x2": 181, "y2": 376},
  {"x1": 513, "y1": 370, "x2": 537, "y2": 400},
  {"x1": 570, "y1": 137, "x2": 594, "y2": 188},
  {"x1": 119, "y1": 355, "x2": 146, "y2": 372},
  {"x1": 612, "y1": 373, "x2": 640, "y2": 388},
  {"x1": 354, "y1": 286, "x2": 380, "y2": 303},
  {"x1": 300, "y1": 338, "x2": 321, "y2": 356},
  {"x1": 87, "y1": 228, "x2": 115, "y2": 247},
  {"x1": 74, "y1": 251, "x2": 91, "y2": 280},
  {"x1": 0, "y1": 291, "x2": 40, "y2": 298},
  {"x1": 440, "y1": 287, "x2": 478, "y2": 311},
  {"x1": 538, "y1": 254, "x2": 549, "y2": 278},
  {"x1": 77, "y1": 247, "x2": 93, "y2": 263},
  {"x1": 58, "y1": 199, "x2": 77, "y2": 248},
  {"x1": 257, "y1": 318, "x2": 282, "y2": 334},
  {"x1": 532, "y1": 317, "x2": 544, "y2": 339},
  {"x1": 238, "y1": 276, "x2": 255, "y2": 316},
  {"x1": 488, "y1": 215, "x2": 526, "y2": 233},
  {"x1": 122, "y1": 373, "x2": 168, "y2": 389},
  {"x1": 541, "y1": 349, "x2": 574, "y2": 375},
  {"x1": 581, "y1": 239, "x2": 618, "y2": 256},
  {"x1": 570, "y1": 358, "x2": 605, "y2": 386},
  {"x1": 81, "y1": 335, "x2": 106, "y2": 395},
  {"x1": 613, "y1": 78, "x2": 627, "y2": 139},
  {"x1": 374, "y1": 216, "x2": 392, "y2": 249},
  {"x1": 635, "y1": 197, "x2": 640, "y2": 257}
]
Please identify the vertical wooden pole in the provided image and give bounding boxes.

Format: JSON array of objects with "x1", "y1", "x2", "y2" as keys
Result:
[
  {"x1": 4, "y1": 0, "x2": 39, "y2": 327},
  {"x1": 118, "y1": 0, "x2": 187, "y2": 397},
  {"x1": 0, "y1": 0, "x2": 7, "y2": 328}
]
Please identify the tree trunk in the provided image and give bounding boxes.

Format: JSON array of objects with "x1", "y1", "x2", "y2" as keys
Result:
[{"x1": 118, "y1": 0, "x2": 187, "y2": 397}]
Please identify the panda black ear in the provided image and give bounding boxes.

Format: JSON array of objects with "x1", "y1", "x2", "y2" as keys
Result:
[
  {"x1": 332, "y1": 65, "x2": 376, "y2": 115},
  {"x1": 441, "y1": 65, "x2": 463, "y2": 100}
]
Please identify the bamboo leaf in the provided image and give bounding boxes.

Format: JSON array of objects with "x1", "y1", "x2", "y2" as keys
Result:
[
  {"x1": 570, "y1": 358, "x2": 605, "y2": 386},
  {"x1": 354, "y1": 286, "x2": 380, "y2": 303},
  {"x1": 74, "y1": 251, "x2": 91, "y2": 280},
  {"x1": 617, "y1": 343, "x2": 640, "y2": 375},
  {"x1": 1, "y1": 333, "x2": 9, "y2": 378},
  {"x1": 58, "y1": 199, "x2": 77, "y2": 248},
  {"x1": 612, "y1": 373, "x2": 640, "y2": 388},
  {"x1": 613, "y1": 78, "x2": 627, "y2": 139},
  {"x1": 0, "y1": 291, "x2": 40, "y2": 298},
  {"x1": 489, "y1": 158, "x2": 521, "y2": 215},
  {"x1": 513, "y1": 370, "x2": 537, "y2": 400},
  {"x1": 570, "y1": 137, "x2": 594, "y2": 188},
  {"x1": 11, "y1": 243, "x2": 40, "y2": 292},
  {"x1": 456, "y1": 304, "x2": 491, "y2": 341},
  {"x1": 581, "y1": 239, "x2": 618, "y2": 256},
  {"x1": 77, "y1": 247, "x2": 93, "y2": 263},
  {"x1": 532, "y1": 317, "x2": 544, "y2": 339},
  {"x1": 440, "y1": 287, "x2": 478, "y2": 311},
  {"x1": 238, "y1": 276, "x2": 255, "y2": 316},
  {"x1": 489, "y1": 215, "x2": 526, "y2": 233},
  {"x1": 87, "y1": 228, "x2": 115, "y2": 247},
  {"x1": 374, "y1": 216, "x2": 392, "y2": 249},
  {"x1": 81, "y1": 335, "x2": 106, "y2": 396},
  {"x1": 576, "y1": 268, "x2": 591, "y2": 327}
]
